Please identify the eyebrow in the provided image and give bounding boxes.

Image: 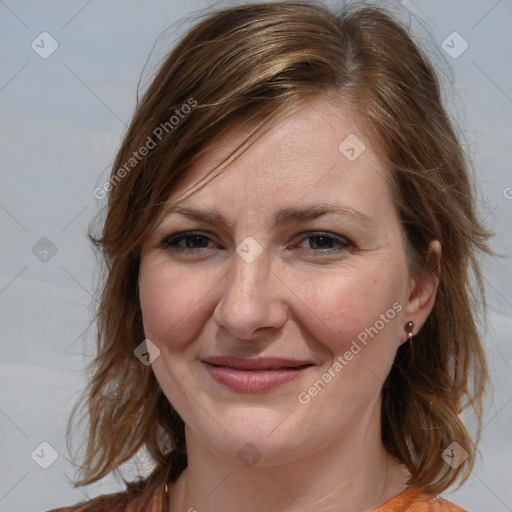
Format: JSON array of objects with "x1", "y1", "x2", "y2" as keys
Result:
[{"x1": 165, "y1": 203, "x2": 375, "y2": 229}]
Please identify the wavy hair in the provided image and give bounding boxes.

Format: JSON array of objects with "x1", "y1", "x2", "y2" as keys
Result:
[{"x1": 69, "y1": 0, "x2": 492, "y2": 504}]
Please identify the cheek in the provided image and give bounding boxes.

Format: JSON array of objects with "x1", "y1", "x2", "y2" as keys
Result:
[
  {"x1": 138, "y1": 257, "x2": 214, "y2": 352},
  {"x1": 291, "y1": 266, "x2": 405, "y2": 359}
]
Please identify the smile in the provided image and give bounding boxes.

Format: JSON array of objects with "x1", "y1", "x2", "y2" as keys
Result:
[{"x1": 201, "y1": 356, "x2": 315, "y2": 392}]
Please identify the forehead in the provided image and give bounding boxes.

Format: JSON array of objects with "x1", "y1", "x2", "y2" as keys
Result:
[{"x1": 164, "y1": 97, "x2": 392, "y2": 219}]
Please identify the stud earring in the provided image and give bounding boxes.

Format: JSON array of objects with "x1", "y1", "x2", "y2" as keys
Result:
[{"x1": 405, "y1": 321, "x2": 414, "y2": 342}]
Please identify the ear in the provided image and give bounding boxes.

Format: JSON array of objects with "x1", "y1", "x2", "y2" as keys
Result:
[{"x1": 400, "y1": 240, "x2": 442, "y2": 344}]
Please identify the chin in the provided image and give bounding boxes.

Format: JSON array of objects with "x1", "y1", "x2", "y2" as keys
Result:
[{"x1": 181, "y1": 401, "x2": 336, "y2": 469}]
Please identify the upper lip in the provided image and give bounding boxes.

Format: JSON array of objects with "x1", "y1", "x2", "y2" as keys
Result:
[{"x1": 201, "y1": 356, "x2": 315, "y2": 371}]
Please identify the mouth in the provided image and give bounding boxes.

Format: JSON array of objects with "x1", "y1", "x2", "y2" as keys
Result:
[{"x1": 200, "y1": 356, "x2": 315, "y2": 393}]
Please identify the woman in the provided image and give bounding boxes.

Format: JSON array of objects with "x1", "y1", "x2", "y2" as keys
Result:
[{"x1": 51, "y1": 1, "x2": 492, "y2": 511}]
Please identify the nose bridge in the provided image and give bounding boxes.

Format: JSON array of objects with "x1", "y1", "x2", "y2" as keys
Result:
[
  {"x1": 227, "y1": 246, "x2": 272, "y2": 305},
  {"x1": 213, "y1": 245, "x2": 287, "y2": 337}
]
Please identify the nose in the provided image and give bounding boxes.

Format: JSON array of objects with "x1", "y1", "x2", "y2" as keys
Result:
[{"x1": 212, "y1": 248, "x2": 288, "y2": 341}]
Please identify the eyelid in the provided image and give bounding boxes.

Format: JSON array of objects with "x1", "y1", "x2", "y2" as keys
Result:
[
  {"x1": 159, "y1": 230, "x2": 354, "y2": 257},
  {"x1": 298, "y1": 231, "x2": 349, "y2": 242},
  {"x1": 160, "y1": 230, "x2": 219, "y2": 250},
  {"x1": 293, "y1": 231, "x2": 353, "y2": 251}
]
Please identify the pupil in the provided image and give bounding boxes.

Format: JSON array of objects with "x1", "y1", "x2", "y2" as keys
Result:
[
  {"x1": 187, "y1": 236, "x2": 205, "y2": 248},
  {"x1": 312, "y1": 236, "x2": 331, "y2": 249}
]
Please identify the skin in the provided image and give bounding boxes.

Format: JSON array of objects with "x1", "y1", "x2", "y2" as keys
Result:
[{"x1": 138, "y1": 97, "x2": 441, "y2": 512}]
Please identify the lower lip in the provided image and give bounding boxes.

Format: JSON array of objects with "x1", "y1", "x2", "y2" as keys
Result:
[{"x1": 202, "y1": 362, "x2": 311, "y2": 393}]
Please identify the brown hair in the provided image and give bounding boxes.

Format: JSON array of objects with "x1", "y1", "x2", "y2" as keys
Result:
[{"x1": 70, "y1": 0, "x2": 492, "y2": 502}]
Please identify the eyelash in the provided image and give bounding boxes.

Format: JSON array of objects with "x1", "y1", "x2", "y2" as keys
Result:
[{"x1": 160, "y1": 230, "x2": 353, "y2": 257}]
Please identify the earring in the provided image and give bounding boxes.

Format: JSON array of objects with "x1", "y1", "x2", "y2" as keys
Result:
[{"x1": 405, "y1": 321, "x2": 414, "y2": 342}]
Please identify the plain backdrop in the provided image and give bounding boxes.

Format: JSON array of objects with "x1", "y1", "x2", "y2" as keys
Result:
[{"x1": 0, "y1": 1, "x2": 511, "y2": 511}]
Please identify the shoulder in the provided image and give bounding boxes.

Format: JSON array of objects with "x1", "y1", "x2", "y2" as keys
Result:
[
  {"x1": 422, "y1": 496, "x2": 468, "y2": 511},
  {"x1": 45, "y1": 489, "x2": 132, "y2": 512},
  {"x1": 46, "y1": 459, "x2": 174, "y2": 511},
  {"x1": 373, "y1": 486, "x2": 468, "y2": 512},
  {"x1": 45, "y1": 480, "x2": 151, "y2": 512}
]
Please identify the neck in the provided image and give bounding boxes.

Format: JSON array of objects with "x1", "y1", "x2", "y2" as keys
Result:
[{"x1": 168, "y1": 402, "x2": 409, "y2": 512}]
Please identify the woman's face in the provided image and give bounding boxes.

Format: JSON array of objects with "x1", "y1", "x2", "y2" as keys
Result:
[{"x1": 139, "y1": 98, "x2": 419, "y2": 465}]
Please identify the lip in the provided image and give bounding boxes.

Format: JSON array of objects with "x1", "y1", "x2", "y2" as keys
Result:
[{"x1": 201, "y1": 356, "x2": 315, "y2": 393}]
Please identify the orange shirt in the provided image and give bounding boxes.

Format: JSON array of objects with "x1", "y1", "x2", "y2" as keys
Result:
[
  {"x1": 373, "y1": 486, "x2": 467, "y2": 511},
  {"x1": 47, "y1": 485, "x2": 467, "y2": 511}
]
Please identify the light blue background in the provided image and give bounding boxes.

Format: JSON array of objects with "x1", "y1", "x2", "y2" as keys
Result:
[{"x1": 0, "y1": 1, "x2": 511, "y2": 511}]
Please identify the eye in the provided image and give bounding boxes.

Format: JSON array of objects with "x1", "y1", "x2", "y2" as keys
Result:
[
  {"x1": 294, "y1": 232, "x2": 352, "y2": 254},
  {"x1": 160, "y1": 231, "x2": 219, "y2": 253}
]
